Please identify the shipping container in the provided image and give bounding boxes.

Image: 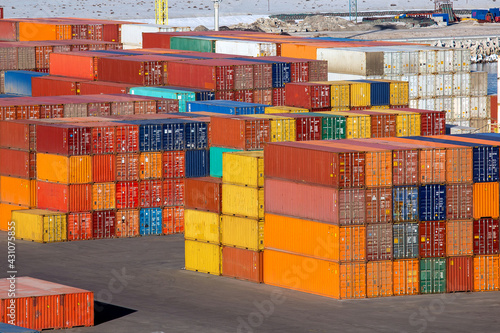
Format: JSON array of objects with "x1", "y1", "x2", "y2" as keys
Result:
[
  {"x1": 92, "y1": 154, "x2": 115, "y2": 183},
  {"x1": 0, "y1": 120, "x2": 36, "y2": 150},
  {"x1": 420, "y1": 221, "x2": 446, "y2": 258},
  {"x1": 366, "y1": 187, "x2": 392, "y2": 224},
  {"x1": 184, "y1": 209, "x2": 220, "y2": 243},
  {"x1": 0, "y1": 148, "x2": 35, "y2": 179},
  {"x1": 222, "y1": 151, "x2": 263, "y2": 187},
  {"x1": 366, "y1": 223, "x2": 393, "y2": 261},
  {"x1": 162, "y1": 151, "x2": 185, "y2": 179},
  {"x1": 473, "y1": 182, "x2": 499, "y2": 219},
  {"x1": 67, "y1": 212, "x2": 92, "y2": 241},
  {"x1": 36, "y1": 123, "x2": 91, "y2": 156},
  {"x1": 0, "y1": 277, "x2": 93, "y2": 330},
  {"x1": 185, "y1": 240, "x2": 221, "y2": 275},
  {"x1": 115, "y1": 209, "x2": 139, "y2": 238},
  {"x1": 393, "y1": 259, "x2": 420, "y2": 296},
  {"x1": 246, "y1": 114, "x2": 297, "y2": 142},
  {"x1": 0, "y1": 203, "x2": 29, "y2": 231},
  {"x1": 285, "y1": 82, "x2": 330, "y2": 110},
  {"x1": 36, "y1": 182, "x2": 92, "y2": 213},
  {"x1": 310, "y1": 112, "x2": 346, "y2": 140},
  {"x1": 221, "y1": 215, "x2": 263, "y2": 251},
  {"x1": 393, "y1": 222, "x2": 419, "y2": 259},
  {"x1": 473, "y1": 218, "x2": 499, "y2": 255},
  {"x1": 446, "y1": 220, "x2": 473, "y2": 256},
  {"x1": 162, "y1": 179, "x2": 184, "y2": 206},
  {"x1": 264, "y1": 142, "x2": 365, "y2": 188},
  {"x1": 116, "y1": 124, "x2": 139, "y2": 153},
  {"x1": 139, "y1": 152, "x2": 162, "y2": 179},
  {"x1": 222, "y1": 247, "x2": 263, "y2": 283},
  {"x1": 185, "y1": 149, "x2": 209, "y2": 178},
  {"x1": 4, "y1": 71, "x2": 49, "y2": 96},
  {"x1": 36, "y1": 153, "x2": 91, "y2": 184},
  {"x1": 0, "y1": 176, "x2": 35, "y2": 207},
  {"x1": 115, "y1": 180, "x2": 139, "y2": 210},
  {"x1": 263, "y1": 249, "x2": 366, "y2": 299},
  {"x1": 393, "y1": 186, "x2": 418, "y2": 222},
  {"x1": 92, "y1": 183, "x2": 115, "y2": 210},
  {"x1": 12, "y1": 209, "x2": 66, "y2": 243},
  {"x1": 162, "y1": 206, "x2": 184, "y2": 234},
  {"x1": 420, "y1": 258, "x2": 446, "y2": 294},
  {"x1": 184, "y1": 177, "x2": 221, "y2": 213},
  {"x1": 140, "y1": 208, "x2": 163, "y2": 235},
  {"x1": 419, "y1": 184, "x2": 446, "y2": 221},
  {"x1": 366, "y1": 260, "x2": 393, "y2": 298},
  {"x1": 222, "y1": 183, "x2": 263, "y2": 220},
  {"x1": 210, "y1": 116, "x2": 270, "y2": 150},
  {"x1": 264, "y1": 179, "x2": 366, "y2": 225},
  {"x1": 139, "y1": 180, "x2": 163, "y2": 208},
  {"x1": 473, "y1": 255, "x2": 499, "y2": 291},
  {"x1": 447, "y1": 256, "x2": 473, "y2": 292},
  {"x1": 97, "y1": 57, "x2": 163, "y2": 86}
]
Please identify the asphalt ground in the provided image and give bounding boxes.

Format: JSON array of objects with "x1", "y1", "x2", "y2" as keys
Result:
[{"x1": 0, "y1": 233, "x2": 499, "y2": 333}]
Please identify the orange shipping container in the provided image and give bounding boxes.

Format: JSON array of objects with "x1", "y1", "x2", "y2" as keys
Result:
[
  {"x1": 0, "y1": 176, "x2": 36, "y2": 207},
  {"x1": 139, "y1": 152, "x2": 162, "y2": 179},
  {"x1": 393, "y1": 259, "x2": 419, "y2": 296},
  {"x1": 92, "y1": 183, "x2": 116, "y2": 210},
  {"x1": 366, "y1": 260, "x2": 393, "y2": 298},
  {"x1": 222, "y1": 246, "x2": 263, "y2": 283},
  {"x1": 473, "y1": 182, "x2": 499, "y2": 219},
  {"x1": 93, "y1": 154, "x2": 116, "y2": 183},
  {"x1": 473, "y1": 255, "x2": 500, "y2": 291},
  {"x1": 37, "y1": 153, "x2": 92, "y2": 184},
  {"x1": 162, "y1": 206, "x2": 184, "y2": 234},
  {"x1": 446, "y1": 220, "x2": 473, "y2": 256},
  {"x1": 49, "y1": 52, "x2": 96, "y2": 80},
  {"x1": 264, "y1": 214, "x2": 366, "y2": 262},
  {"x1": 116, "y1": 209, "x2": 139, "y2": 237},
  {"x1": 19, "y1": 22, "x2": 72, "y2": 41},
  {"x1": 446, "y1": 146, "x2": 473, "y2": 183},
  {"x1": 116, "y1": 153, "x2": 139, "y2": 181},
  {"x1": 418, "y1": 148, "x2": 446, "y2": 184},
  {"x1": 263, "y1": 249, "x2": 366, "y2": 299},
  {"x1": 67, "y1": 212, "x2": 92, "y2": 241},
  {"x1": 0, "y1": 202, "x2": 29, "y2": 231}
]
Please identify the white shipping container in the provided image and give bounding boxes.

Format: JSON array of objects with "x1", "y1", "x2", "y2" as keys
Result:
[
  {"x1": 317, "y1": 47, "x2": 385, "y2": 76},
  {"x1": 419, "y1": 74, "x2": 435, "y2": 98},
  {"x1": 401, "y1": 48, "x2": 420, "y2": 74},
  {"x1": 452, "y1": 96, "x2": 471, "y2": 120},
  {"x1": 470, "y1": 96, "x2": 490, "y2": 118},
  {"x1": 470, "y1": 71, "x2": 488, "y2": 96},
  {"x1": 383, "y1": 50, "x2": 403, "y2": 75},
  {"x1": 403, "y1": 74, "x2": 419, "y2": 99},
  {"x1": 453, "y1": 72, "x2": 471, "y2": 97},
  {"x1": 435, "y1": 48, "x2": 454, "y2": 73},
  {"x1": 435, "y1": 74, "x2": 444, "y2": 97},
  {"x1": 215, "y1": 39, "x2": 277, "y2": 57},
  {"x1": 470, "y1": 118, "x2": 491, "y2": 133},
  {"x1": 121, "y1": 24, "x2": 190, "y2": 48},
  {"x1": 419, "y1": 48, "x2": 437, "y2": 74},
  {"x1": 418, "y1": 98, "x2": 436, "y2": 111},
  {"x1": 447, "y1": 123, "x2": 475, "y2": 133},
  {"x1": 409, "y1": 99, "x2": 419, "y2": 109},
  {"x1": 435, "y1": 96, "x2": 453, "y2": 118},
  {"x1": 327, "y1": 72, "x2": 369, "y2": 81},
  {"x1": 453, "y1": 49, "x2": 471, "y2": 72}
]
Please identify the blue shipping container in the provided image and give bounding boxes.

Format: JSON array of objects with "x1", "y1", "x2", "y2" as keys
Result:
[
  {"x1": 490, "y1": 8, "x2": 500, "y2": 17},
  {"x1": 162, "y1": 120, "x2": 186, "y2": 151},
  {"x1": 140, "y1": 208, "x2": 163, "y2": 235},
  {"x1": 0, "y1": 323, "x2": 40, "y2": 333},
  {"x1": 229, "y1": 57, "x2": 291, "y2": 88},
  {"x1": 419, "y1": 184, "x2": 446, "y2": 221},
  {"x1": 187, "y1": 100, "x2": 266, "y2": 115},
  {"x1": 185, "y1": 149, "x2": 210, "y2": 178},
  {"x1": 393, "y1": 186, "x2": 419, "y2": 222},
  {"x1": 471, "y1": 10, "x2": 488, "y2": 20},
  {"x1": 393, "y1": 222, "x2": 419, "y2": 259},
  {"x1": 360, "y1": 80, "x2": 390, "y2": 106},
  {"x1": 184, "y1": 120, "x2": 208, "y2": 150},
  {"x1": 4, "y1": 70, "x2": 50, "y2": 96},
  {"x1": 116, "y1": 120, "x2": 165, "y2": 152}
]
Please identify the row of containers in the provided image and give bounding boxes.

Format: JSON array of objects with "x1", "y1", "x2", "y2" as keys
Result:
[{"x1": 185, "y1": 134, "x2": 500, "y2": 299}]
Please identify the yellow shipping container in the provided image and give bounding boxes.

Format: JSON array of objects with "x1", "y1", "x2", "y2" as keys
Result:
[
  {"x1": 222, "y1": 151, "x2": 264, "y2": 187},
  {"x1": 473, "y1": 182, "x2": 499, "y2": 219},
  {"x1": 221, "y1": 184, "x2": 264, "y2": 219},
  {"x1": 37, "y1": 153, "x2": 92, "y2": 184},
  {"x1": 389, "y1": 81, "x2": 409, "y2": 106},
  {"x1": 263, "y1": 249, "x2": 367, "y2": 299},
  {"x1": 327, "y1": 111, "x2": 371, "y2": 138},
  {"x1": 381, "y1": 109, "x2": 421, "y2": 136},
  {"x1": 331, "y1": 107, "x2": 351, "y2": 111},
  {"x1": 0, "y1": 176, "x2": 36, "y2": 207},
  {"x1": 0, "y1": 202, "x2": 29, "y2": 231},
  {"x1": 184, "y1": 209, "x2": 220, "y2": 244},
  {"x1": 370, "y1": 105, "x2": 390, "y2": 110},
  {"x1": 265, "y1": 106, "x2": 309, "y2": 113},
  {"x1": 92, "y1": 183, "x2": 116, "y2": 210},
  {"x1": 247, "y1": 114, "x2": 296, "y2": 142},
  {"x1": 264, "y1": 214, "x2": 366, "y2": 262},
  {"x1": 347, "y1": 81, "x2": 371, "y2": 108},
  {"x1": 221, "y1": 215, "x2": 264, "y2": 251},
  {"x1": 185, "y1": 240, "x2": 221, "y2": 275},
  {"x1": 11, "y1": 209, "x2": 67, "y2": 243},
  {"x1": 310, "y1": 81, "x2": 350, "y2": 109}
]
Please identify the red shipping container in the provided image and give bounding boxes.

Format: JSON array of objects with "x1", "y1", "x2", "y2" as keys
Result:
[
  {"x1": 0, "y1": 20, "x2": 18, "y2": 41},
  {"x1": 156, "y1": 98, "x2": 180, "y2": 114},
  {"x1": 116, "y1": 124, "x2": 139, "y2": 153},
  {"x1": 163, "y1": 206, "x2": 184, "y2": 235},
  {"x1": 49, "y1": 52, "x2": 97, "y2": 80},
  {"x1": 264, "y1": 142, "x2": 365, "y2": 188},
  {"x1": 261, "y1": 56, "x2": 310, "y2": 83},
  {"x1": 446, "y1": 183, "x2": 473, "y2": 220},
  {"x1": 166, "y1": 59, "x2": 235, "y2": 91},
  {"x1": 1, "y1": 104, "x2": 17, "y2": 120},
  {"x1": 163, "y1": 179, "x2": 185, "y2": 207},
  {"x1": 133, "y1": 99, "x2": 156, "y2": 114},
  {"x1": 280, "y1": 113, "x2": 322, "y2": 141},
  {"x1": 116, "y1": 153, "x2": 139, "y2": 181},
  {"x1": 140, "y1": 180, "x2": 163, "y2": 208},
  {"x1": 103, "y1": 23, "x2": 121, "y2": 43},
  {"x1": 16, "y1": 104, "x2": 40, "y2": 120},
  {"x1": 215, "y1": 90, "x2": 235, "y2": 101},
  {"x1": 234, "y1": 89, "x2": 254, "y2": 103},
  {"x1": 285, "y1": 82, "x2": 331, "y2": 110},
  {"x1": 97, "y1": 57, "x2": 163, "y2": 86},
  {"x1": 67, "y1": 212, "x2": 93, "y2": 241},
  {"x1": 447, "y1": 256, "x2": 473, "y2": 292},
  {"x1": 491, "y1": 95, "x2": 498, "y2": 130},
  {"x1": 211, "y1": 116, "x2": 271, "y2": 150},
  {"x1": 473, "y1": 218, "x2": 500, "y2": 255},
  {"x1": 366, "y1": 187, "x2": 392, "y2": 224},
  {"x1": 264, "y1": 178, "x2": 366, "y2": 225},
  {"x1": 162, "y1": 151, "x2": 185, "y2": 178},
  {"x1": 272, "y1": 88, "x2": 286, "y2": 106},
  {"x1": 40, "y1": 103, "x2": 64, "y2": 118},
  {"x1": 419, "y1": 221, "x2": 446, "y2": 258},
  {"x1": 391, "y1": 148, "x2": 419, "y2": 186},
  {"x1": 87, "y1": 123, "x2": 116, "y2": 154},
  {"x1": 116, "y1": 209, "x2": 139, "y2": 238},
  {"x1": 93, "y1": 210, "x2": 116, "y2": 239},
  {"x1": 398, "y1": 108, "x2": 446, "y2": 136},
  {"x1": 252, "y1": 88, "x2": 273, "y2": 105},
  {"x1": 37, "y1": 181, "x2": 92, "y2": 213},
  {"x1": 79, "y1": 81, "x2": 132, "y2": 95},
  {"x1": 184, "y1": 177, "x2": 222, "y2": 213},
  {"x1": 0, "y1": 148, "x2": 36, "y2": 179},
  {"x1": 93, "y1": 154, "x2": 116, "y2": 183},
  {"x1": 116, "y1": 181, "x2": 139, "y2": 209},
  {"x1": 36, "y1": 124, "x2": 91, "y2": 156},
  {"x1": 348, "y1": 110, "x2": 397, "y2": 138},
  {"x1": 31, "y1": 76, "x2": 80, "y2": 97},
  {"x1": 0, "y1": 120, "x2": 37, "y2": 151},
  {"x1": 366, "y1": 223, "x2": 393, "y2": 261},
  {"x1": 222, "y1": 246, "x2": 264, "y2": 283}
]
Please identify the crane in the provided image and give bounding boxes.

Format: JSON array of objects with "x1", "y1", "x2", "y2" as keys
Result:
[
  {"x1": 155, "y1": 0, "x2": 168, "y2": 25},
  {"x1": 349, "y1": 0, "x2": 357, "y2": 22}
]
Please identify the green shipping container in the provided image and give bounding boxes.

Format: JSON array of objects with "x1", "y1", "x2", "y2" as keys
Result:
[
  {"x1": 209, "y1": 146, "x2": 243, "y2": 178},
  {"x1": 420, "y1": 258, "x2": 446, "y2": 294},
  {"x1": 170, "y1": 36, "x2": 216, "y2": 53},
  {"x1": 129, "y1": 86, "x2": 196, "y2": 112},
  {"x1": 309, "y1": 113, "x2": 347, "y2": 140}
]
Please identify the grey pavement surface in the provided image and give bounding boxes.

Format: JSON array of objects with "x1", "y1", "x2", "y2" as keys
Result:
[{"x1": 0, "y1": 232, "x2": 499, "y2": 333}]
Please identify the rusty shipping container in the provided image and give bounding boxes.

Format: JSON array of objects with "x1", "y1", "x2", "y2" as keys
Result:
[
  {"x1": 184, "y1": 177, "x2": 222, "y2": 213},
  {"x1": 93, "y1": 210, "x2": 116, "y2": 239}
]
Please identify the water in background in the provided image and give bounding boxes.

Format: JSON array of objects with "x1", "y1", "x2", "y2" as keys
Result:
[{"x1": 470, "y1": 62, "x2": 497, "y2": 96}]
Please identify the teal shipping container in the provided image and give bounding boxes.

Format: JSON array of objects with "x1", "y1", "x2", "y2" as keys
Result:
[
  {"x1": 130, "y1": 86, "x2": 196, "y2": 112},
  {"x1": 209, "y1": 146, "x2": 242, "y2": 178},
  {"x1": 170, "y1": 36, "x2": 217, "y2": 53},
  {"x1": 420, "y1": 258, "x2": 446, "y2": 294}
]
